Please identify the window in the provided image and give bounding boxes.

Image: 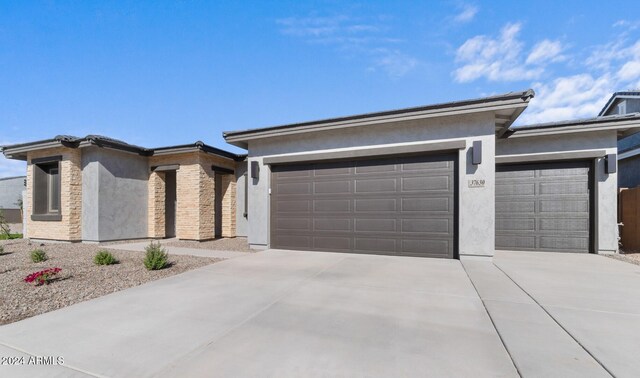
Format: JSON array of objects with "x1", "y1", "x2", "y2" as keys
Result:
[
  {"x1": 31, "y1": 156, "x2": 62, "y2": 221},
  {"x1": 47, "y1": 167, "x2": 60, "y2": 212}
]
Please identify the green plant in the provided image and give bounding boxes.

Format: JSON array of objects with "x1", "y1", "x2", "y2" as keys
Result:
[
  {"x1": 30, "y1": 249, "x2": 48, "y2": 263},
  {"x1": 94, "y1": 250, "x2": 118, "y2": 265},
  {"x1": 0, "y1": 209, "x2": 10, "y2": 237},
  {"x1": 24, "y1": 268, "x2": 61, "y2": 286},
  {"x1": 144, "y1": 242, "x2": 169, "y2": 270},
  {"x1": 0, "y1": 233, "x2": 22, "y2": 240},
  {"x1": 0, "y1": 245, "x2": 4, "y2": 254}
]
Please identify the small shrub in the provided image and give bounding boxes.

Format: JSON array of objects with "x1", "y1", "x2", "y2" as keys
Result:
[
  {"x1": 144, "y1": 242, "x2": 169, "y2": 270},
  {"x1": 0, "y1": 245, "x2": 4, "y2": 254},
  {"x1": 94, "y1": 250, "x2": 118, "y2": 265},
  {"x1": 30, "y1": 249, "x2": 48, "y2": 263},
  {"x1": 24, "y1": 268, "x2": 61, "y2": 286}
]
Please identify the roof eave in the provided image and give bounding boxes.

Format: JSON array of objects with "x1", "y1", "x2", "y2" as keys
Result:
[
  {"x1": 507, "y1": 119, "x2": 640, "y2": 139},
  {"x1": 224, "y1": 92, "x2": 534, "y2": 144}
]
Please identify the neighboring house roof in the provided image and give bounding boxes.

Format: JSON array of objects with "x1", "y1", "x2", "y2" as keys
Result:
[
  {"x1": 0, "y1": 176, "x2": 26, "y2": 209},
  {"x1": 1, "y1": 135, "x2": 246, "y2": 161},
  {"x1": 505, "y1": 113, "x2": 640, "y2": 139},
  {"x1": 223, "y1": 89, "x2": 535, "y2": 148},
  {"x1": 598, "y1": 91, "x2": 640, "y2": 116}
]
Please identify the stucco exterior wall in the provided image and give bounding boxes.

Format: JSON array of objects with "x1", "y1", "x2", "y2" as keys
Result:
[
  {"x1": 0, "y1": 176, "x2": 25, "y2": 210},
  {"x1": 497, "y1": 130, "x2": 619, "y2": 253},
  {"x1": 81, "y1": 148, "x2": 149, "y2": 242},
  {"x1": 246, "y1": 112, "x2": 497, "y2": 256},
  {"x1": 26, "y1": 147, "x2": 82, "y2": 241},
  {"x1": 235, "y1": 161, "x2": 248, "y2": 237}
]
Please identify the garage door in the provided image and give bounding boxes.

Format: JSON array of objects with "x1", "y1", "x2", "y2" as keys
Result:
[
  {"x1": 270, "y1": 154, "x2": 456, "y2": 258},
  {"x1": 495, "y1": 161, "x2": 592, "y2": 253}
]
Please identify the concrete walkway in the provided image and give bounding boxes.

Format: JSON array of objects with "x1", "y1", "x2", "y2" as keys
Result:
[
  {"x1": 0, "y1": 249, "x2": 516, "y2": 378},
  {"x1": 102, "y1": 241, "x2": 251, "y2": 259}
]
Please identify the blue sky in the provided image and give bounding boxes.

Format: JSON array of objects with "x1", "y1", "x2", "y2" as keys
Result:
[{"x1": 1, "y1": 1, "x2": 640, "y2": 176}]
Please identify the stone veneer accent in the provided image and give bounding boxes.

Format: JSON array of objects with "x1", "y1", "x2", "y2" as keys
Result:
[
  {"x1": 221, "y1": 174, "x2": 236, "y2": 237},
  {"x1": 148, "y1": 152, "x2": 237, "y2": 240},
  {"x1": 25, "y1": 147, "x2": 82, "y2": 241},
  {"x1": 147, "y1": 171, "x2": 166, "y2": 238}
]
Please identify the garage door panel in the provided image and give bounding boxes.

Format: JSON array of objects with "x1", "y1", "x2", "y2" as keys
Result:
[
  {"x1": 277, "y1": 182, "x2": 312, "y2": 195},
  {"x1": 401, "y1": 219, "x2": 450, "y2": 233},
  {"x1": 271, "y1": 154, "x2": 456, "y2": 258},
  {"x1": 496, "y1": 218, "x2": 536, "y2": 231},
  {"x1": 539, "y1": 236, "x2": 589, "y2": 251},
  {"x1": 276, "y1": 218, "x2": 311, "y2": 231},
  {"x1": 274, "y1": 235, "x2": 311, "y2": 249},
  {"x1": 314, "y1": 167, "x2": 352, "y2": 176},
  {"x1": 313, "y1": 218, "x2": 352, "y2": 231},
  {"x1": 276, "y1": 200, "x2": 311, "y2": 213},
  {"x1": 313, "y1": 236, "x2": 351, "y2": 251},
  {"x1": 496, "y1": 183, "x2": 536, "y2": 196},
  {"x1": 496, "y1": 161, "x2": 591, "y2": 253},
  {"x1": 402, "y1": 176, "x2": 450, "y2": 192},
  {"x1": 539, "y1": 218, "x2": 589, "y2": 232},
  {"x1": 539, "y1": 182, "x2": 589, "y2": 195},
  {"x1": 313, "y1": 199, "x2": 351, "y2": 212},
  {"x1": 496, "y1": 235, "x2": 537, "y2": 250},
  {"x1": 496, "y1": 201, "x2": 535, "y2": 214},
  {"x1": 314, "y1": 181, "x2": 351, "y2": 194},
  {"x1": 401, "y1": 197, "x2": 451, "y2": 212},
  {"x1": 539, "y1": 200, "x2": 589, "y2": 213},
  {"x1": 354, "y1": 198, "x2": 397, "y2": 212}
]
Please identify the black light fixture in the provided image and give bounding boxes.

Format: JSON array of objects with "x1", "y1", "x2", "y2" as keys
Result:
[
  {"x1": 606, "y1": 153, "x2": 617, "y2": 174},
  {"x1": 250, "y1": 161, "x2": 260, "y2": 179},
  {"x1": 472, "y1": 140, "x2": 482, "y2": 165}
]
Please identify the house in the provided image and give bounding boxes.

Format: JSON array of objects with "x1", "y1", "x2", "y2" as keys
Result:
[
  {"x1": 599, "y1": 91, "x2": 640, "y2": 188},
  {"x1": 1, "y1": 136, "x2": 245, "y2": 242},
  {"x1": 3, "y1": 89, "x2": 640, "y2": 258},
  {"x1": 0, "y1": 175, "x2": 26, "y2": 229}
]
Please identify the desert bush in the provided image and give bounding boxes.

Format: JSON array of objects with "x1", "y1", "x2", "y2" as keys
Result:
[
  {"x1": 94, "y1": 250, "x2": 118, "y2": 265},
  {"x1": 144, "y1": 242, "x2": 169, "y2": 270},
  {"x1": 30, "y1": 249, "x2": 48, "y2": 263}
]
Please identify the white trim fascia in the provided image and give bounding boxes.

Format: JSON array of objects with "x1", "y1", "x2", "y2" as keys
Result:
[{"x1": 226, "y1": 101, "x2": 529, "y2": 142}]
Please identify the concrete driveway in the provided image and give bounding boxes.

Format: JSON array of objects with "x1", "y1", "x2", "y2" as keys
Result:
[
  {"x1": 0, "y1": 249, "x2": 638, "y2": 377},
  {"x1": 0, "y1": 249, "x2": 516, "y2": 377}
]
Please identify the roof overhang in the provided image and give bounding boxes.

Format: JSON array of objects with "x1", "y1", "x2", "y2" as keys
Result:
[
  {"x1": 1, "y1": 136, "x2": 246, "y2": 162},
  {"x1": 223, "y1": 90, "x2": 535, "y2": 149},
  {"x1": 505, "y1": 113, "x2": 640, "y2": 140}
]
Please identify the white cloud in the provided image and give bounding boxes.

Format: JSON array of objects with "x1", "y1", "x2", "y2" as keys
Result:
[
  {"x1": 277, "y1": 14, "x2": 418, "y2": 77},
  {"x1": 454, "y1": 23, "x2": 547, "y2": 82},
  {"x1": 526, "y1": 39, "x2": 565, "y2": 65},
  {"x1": 517, "y1": 29, "x2": 640, "y2": 124},
  {"x1": 454, "y1": 4, "x2": 478, "y2": 23},
  {"x1": 372, "y1": 50, "x2": 418, "y2": 78},
  {"x1": 618, "y1": 61, "x2": 640, "y2": 81}
]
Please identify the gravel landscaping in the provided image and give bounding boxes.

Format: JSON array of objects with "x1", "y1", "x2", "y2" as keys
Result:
[
  {"x1": 608, "y1": 252, "x2": 640, "y2": 266},
  {"x1": 0, "y1": 239, "x2": 221, "y2": 325},
  {"x1": 165, "y1": 237, "x2": 252, "y2": 252}
]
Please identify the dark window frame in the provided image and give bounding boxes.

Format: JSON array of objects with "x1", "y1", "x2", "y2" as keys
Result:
[{"x1": 31, "y1": 156, "x2": 62, "y2": 222}]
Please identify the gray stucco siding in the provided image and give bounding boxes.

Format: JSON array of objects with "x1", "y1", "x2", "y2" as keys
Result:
[
  {"x1": 235, "y1": 161, "x2": 248, "y2": 237},
  {"x1": 247, "y1": 112, "x2": 497, "y2": 257},
  {"x1": 82, "y1": 147, "x2": 149, "y2": 242}
]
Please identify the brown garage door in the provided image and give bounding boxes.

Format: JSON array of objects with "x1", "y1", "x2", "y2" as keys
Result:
[
  {"x1": 495, "y1": 161, "x2": 592, "y2": 253},
  {"x1": 270, "y1": 154, "x2": 456, "y2": 258}
]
